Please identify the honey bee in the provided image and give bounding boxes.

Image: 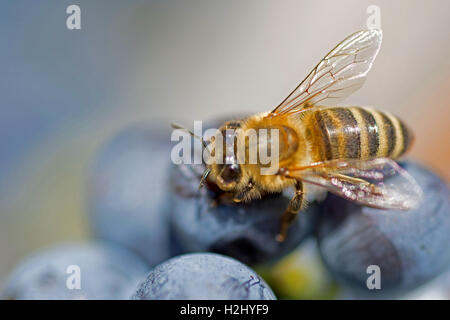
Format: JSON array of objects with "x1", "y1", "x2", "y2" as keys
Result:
[{"x1": 173, "y1": 29, "x2": 423, "y2": 242}]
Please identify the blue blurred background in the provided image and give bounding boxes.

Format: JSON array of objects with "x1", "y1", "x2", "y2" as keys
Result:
[{"x1": 0, "y1": 0, "x2": 449, "y2": 284}]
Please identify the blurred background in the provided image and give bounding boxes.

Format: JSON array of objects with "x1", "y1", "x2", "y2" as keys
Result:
[{"x1": 0, "y1": 0, "x2": 449, "y2": 286}]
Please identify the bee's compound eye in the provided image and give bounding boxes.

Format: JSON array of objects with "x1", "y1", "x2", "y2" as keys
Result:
[{"x1": 220, "y1": 164, "x2": 241, "y2": 184}]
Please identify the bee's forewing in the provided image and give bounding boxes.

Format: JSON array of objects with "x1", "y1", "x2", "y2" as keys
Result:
[{"x1": 270, "y1": 29, "x2": 383, "y2": 117}]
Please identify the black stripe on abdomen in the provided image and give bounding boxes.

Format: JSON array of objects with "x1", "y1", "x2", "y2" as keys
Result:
[
  {"x1": 328, "y1": 108, "x2": 361, "y2": 159},
  {"x1": 314, "y1": 111, "x2": 333, "y2": 160},
  {"x1": 356, "y1": 107, "x2": 379, "y2": 158},
  {"x1": 399, "y1": 120, "x2": 413, "y2": 156},
  {"x1": 378, "y1": 112, "x2": 396, "y2": 157}
]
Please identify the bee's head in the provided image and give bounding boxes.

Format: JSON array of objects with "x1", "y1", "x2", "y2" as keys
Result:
[{"x1": 208, "y1": 121, "x2": 246, "y2": 191}]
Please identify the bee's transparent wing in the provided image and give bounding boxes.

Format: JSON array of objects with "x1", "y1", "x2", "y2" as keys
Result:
[
  {"x1": 282, "y1": 158, "x2": 423, "y2": 210},
  {"x1": 269, "y1": 29, "x2": 382, "y2": 117}
]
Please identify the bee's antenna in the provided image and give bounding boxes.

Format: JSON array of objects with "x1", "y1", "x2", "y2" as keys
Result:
[
  {"x1": 170, "y1": 123, "x2": 210, "y2": 155},
  {"x1": 171, "y1": 123, "x2": 213, "y2": 188},
  {"x1": 198, "y1": 168, "x2": 211, "y2": 190}
]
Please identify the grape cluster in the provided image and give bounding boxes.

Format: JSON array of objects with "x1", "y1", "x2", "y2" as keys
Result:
[{"x1": 2, "y1": 124, "x2": 449, "y2": 300}]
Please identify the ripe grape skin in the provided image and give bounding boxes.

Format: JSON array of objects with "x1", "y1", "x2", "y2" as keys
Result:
[
  {"x1": 316, "y1": 161, "x2": 450, "y2": 297},
  {"x1": 87, "y1": 125, "x2": 175, "y2": 267},
  {"x1": 132, "y1": 253, "x2": 276, "y2": 300},
  {"x1": 1, "y1": 242, "x2": 148, "y2": 300}
]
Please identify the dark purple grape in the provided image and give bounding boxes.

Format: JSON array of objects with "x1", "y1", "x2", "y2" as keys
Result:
[
  {"x1": 87, "y1": 125, "x2": 175, "y2": 266},
  {"x1": 168, "y1": 116, "x2": 320, "y2": 265},
  {"x1": 132, "y1": 253, "x2": 276, "y2": 300},
  {"x1": 1, "y1": 242, "x2": 148, "y2": 300},
  {"x1": 316, "y1": 161, "x2": 450, "y2": 297}
]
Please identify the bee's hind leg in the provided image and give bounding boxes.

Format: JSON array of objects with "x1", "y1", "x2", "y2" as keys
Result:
[{"x1": 276, "y1": 182, "x2": 304, "y2": 243}]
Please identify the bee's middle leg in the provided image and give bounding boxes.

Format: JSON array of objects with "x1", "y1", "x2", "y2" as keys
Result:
[
  {"x1": 276, "y1": 182, "x2": 304, "y2": 243},
  {"x1": 210, "y1": 181, "x2": 255, "y2": 207}
]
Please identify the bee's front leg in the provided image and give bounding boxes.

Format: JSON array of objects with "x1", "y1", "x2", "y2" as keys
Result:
[
  {"x1": 232, "y1": 181, "x2": 255, "y2": 203},
  {"x1": 276, "y1": 181, "x2": 304, "y2": 242}
]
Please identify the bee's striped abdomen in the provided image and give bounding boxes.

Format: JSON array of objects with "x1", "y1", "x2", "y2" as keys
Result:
[{"x1": 309, "y1": 107, "x2": 413, "y2": 161}]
